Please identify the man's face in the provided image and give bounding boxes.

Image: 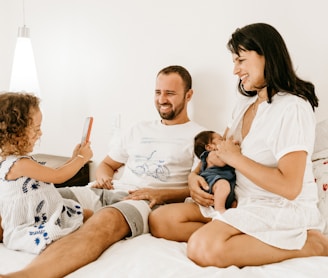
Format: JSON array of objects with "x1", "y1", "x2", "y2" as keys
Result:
[{"x1": 154, "y1": 73, "x2": 189, "y2": 122}]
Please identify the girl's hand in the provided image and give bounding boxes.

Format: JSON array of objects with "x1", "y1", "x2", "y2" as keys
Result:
[
  {"x1": 72, "y1": 144, "x2": 81, "y2": 158},
  {"x1": 75, "y1": 142, "x2": 93, "y2": 164},
  {"x1": 188, "y1": 172, "x2": 214, "y2": 207}
]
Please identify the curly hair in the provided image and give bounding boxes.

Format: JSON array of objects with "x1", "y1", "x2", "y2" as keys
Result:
[{"x1": 0, "y1": 92, "x2": 40, "y2": 158}]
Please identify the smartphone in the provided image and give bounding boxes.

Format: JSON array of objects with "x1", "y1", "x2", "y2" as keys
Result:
[{"x1": 81, "y1": 116, "x2": 93, "y2": 144}]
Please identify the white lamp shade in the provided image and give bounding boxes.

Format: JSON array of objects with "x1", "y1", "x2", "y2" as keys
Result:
[{"x1": 9, "y1": 35, "x2": 40, "y2": 96}]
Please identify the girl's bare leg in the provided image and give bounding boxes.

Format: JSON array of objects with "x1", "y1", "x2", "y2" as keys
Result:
[
  {"x1": 149, "y1": 202, "x2": 210, "y2": 242},
  {"x1": 188, "y1": 219, "x2": 328, "y2": 268}
]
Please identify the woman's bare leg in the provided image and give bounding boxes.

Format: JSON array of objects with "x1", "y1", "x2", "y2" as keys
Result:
[
  {"x1": 188, "y1": 219, "x2": 328, "y2": 267},
  {"x1": 149, "y1": 202, "x2": 210, "y2": 242},
  {"x1": 2, "y1": 207, "x2": 130, "y2": 278}
]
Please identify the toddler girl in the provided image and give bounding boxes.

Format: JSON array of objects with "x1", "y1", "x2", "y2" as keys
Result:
[{"x1": 0, "y1": 92, "x2": 93, "y2": 254}]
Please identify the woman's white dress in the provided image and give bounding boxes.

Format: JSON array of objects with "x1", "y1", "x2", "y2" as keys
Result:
[{"x1": 212, "y1": 93, "x2": 325, "y2": 249}]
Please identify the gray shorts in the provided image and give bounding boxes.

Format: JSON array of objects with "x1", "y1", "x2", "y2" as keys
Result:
[{"x1": 57, "y1": 187, "x2": 153, "y2": 238}]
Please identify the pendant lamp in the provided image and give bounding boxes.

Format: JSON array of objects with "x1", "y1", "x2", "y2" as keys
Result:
[{"x1": 9, "y1": 0, "x2": 40, "y2": 96}]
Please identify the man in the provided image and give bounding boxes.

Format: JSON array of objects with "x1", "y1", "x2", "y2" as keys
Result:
[{"x1": 2, "y1": 65, "x2": 206, "y2": 277}]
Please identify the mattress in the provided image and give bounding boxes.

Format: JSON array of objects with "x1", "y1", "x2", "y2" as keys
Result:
[{"x1": 1, "y1": 233, "x2": 328, "y2": 277}]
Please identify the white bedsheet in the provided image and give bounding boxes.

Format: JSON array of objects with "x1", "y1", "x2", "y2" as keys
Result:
[{"x1": 1, "y1": 233, "x2": 328, "y2": 277}]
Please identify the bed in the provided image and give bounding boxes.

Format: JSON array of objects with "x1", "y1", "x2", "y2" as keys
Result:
[{"x1": 1, "y1": 119, "x2": 328, "y2": 277}]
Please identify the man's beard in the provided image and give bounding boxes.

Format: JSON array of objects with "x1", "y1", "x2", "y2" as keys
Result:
[
  {"x1": 158, "y1": 100, "x2": 185, "y2": 120},
  {"x1": 159, "y1": 110, "x2": 175, "y2": 120}
]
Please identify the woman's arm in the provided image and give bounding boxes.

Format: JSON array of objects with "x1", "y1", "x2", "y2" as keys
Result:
[{"x1": 217, "y1": 137, "x2": 306, "y2": 200}]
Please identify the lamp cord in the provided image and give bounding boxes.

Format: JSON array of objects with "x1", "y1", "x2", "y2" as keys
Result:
[{"x1": 22, "y1": 0, "x2": 26, "y2": 26}]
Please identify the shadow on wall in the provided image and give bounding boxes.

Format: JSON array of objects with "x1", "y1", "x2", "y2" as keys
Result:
[{"x1": 190, "y1": 69, "x2": 234, "y2": 132}]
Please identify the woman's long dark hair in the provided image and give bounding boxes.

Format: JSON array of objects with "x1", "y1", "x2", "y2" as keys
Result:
[{"x1": 227, "y1": 23, "x2": 318, "y2": 110}]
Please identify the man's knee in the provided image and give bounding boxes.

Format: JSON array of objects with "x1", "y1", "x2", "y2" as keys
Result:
[{"x1": 84, "y1": 207, "x2": 130, "y2": 237}]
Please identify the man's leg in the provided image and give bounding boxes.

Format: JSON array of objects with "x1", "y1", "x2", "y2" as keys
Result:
[{"x1": 3, "y1": 207, "x2": 130, "y2": 278}]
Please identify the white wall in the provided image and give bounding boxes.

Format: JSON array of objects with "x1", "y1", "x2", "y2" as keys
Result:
[{"x1": 1, "y1": 0, "x2": 327, "y2": 179}]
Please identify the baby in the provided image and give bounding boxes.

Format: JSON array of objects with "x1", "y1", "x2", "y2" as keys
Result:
[{"x1": 194, "y1": 130, "x2": 236, "y2": 213}]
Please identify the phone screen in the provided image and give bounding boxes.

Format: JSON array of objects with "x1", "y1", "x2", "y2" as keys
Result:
[{"x1": 81, "y1": 116, "x2": 93, "y2": 144}]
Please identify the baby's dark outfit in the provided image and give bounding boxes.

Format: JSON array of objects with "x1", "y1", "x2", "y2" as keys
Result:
[{"x1": 200, "y1": 151, "x2": 236, "y2": 208}]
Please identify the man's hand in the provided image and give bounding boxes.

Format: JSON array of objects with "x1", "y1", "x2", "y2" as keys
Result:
[
  {"x1": 188, "y1": 172, "x2": 214, "y2": 207},
  {"x1": 124, "y1": 188, "x2": 164, "y2": 208},
  {"x1": 92, "y1": 176, "x2": 114, "y2": 190}
]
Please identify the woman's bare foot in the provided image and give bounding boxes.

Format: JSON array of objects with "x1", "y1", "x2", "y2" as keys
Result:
[{"x1": 306, "y1": 230, "x2": 328, "y2": 256}]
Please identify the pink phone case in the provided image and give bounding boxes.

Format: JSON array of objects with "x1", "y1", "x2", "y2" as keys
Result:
[{"x1": 81, "y1": 117, "x2": 93, "y2": 143}]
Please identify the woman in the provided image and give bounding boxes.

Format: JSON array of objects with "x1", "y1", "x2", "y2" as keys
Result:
[{"x1": 149, "y1": 23, "x2": 328, "y2": 267}]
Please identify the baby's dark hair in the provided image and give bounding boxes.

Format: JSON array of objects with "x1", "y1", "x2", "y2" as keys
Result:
[
  {"x1": 194, "y1": 130, "x2": 215, "y2": 159},
  {"x1": 0, "y1": 92, "x2": 40, "y2": 157}
]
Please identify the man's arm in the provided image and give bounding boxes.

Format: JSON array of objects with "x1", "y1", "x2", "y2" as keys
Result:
[{"x1": 93, "y1": 155, "x2": 124, "y2": 189}]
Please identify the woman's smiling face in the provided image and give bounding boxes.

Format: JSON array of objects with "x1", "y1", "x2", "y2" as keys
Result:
[{"x1": 232, "y1": 50, "x2": 266, "y2": 92}]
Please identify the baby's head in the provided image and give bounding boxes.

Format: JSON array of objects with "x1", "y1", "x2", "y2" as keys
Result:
[
  {"x1": 0, "y1": 92, "x2": 41, "y2": 158},
  {"x1": 194, "y1": 130, "x2": 223, "y2": 159}
]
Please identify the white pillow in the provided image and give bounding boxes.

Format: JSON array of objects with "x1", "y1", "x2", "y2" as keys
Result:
[
  {"x1": 312, "y1": 119, "x2": 328, "y2": 235},
  {"x1": 313, "y1": 158, "x2": 328, "y2": 236},
  {"x1": 313, "y1": 118, "x2": 328, "y2": 158}
]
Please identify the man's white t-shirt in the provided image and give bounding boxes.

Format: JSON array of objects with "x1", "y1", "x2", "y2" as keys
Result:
[{"x1": 108, "y1": 120, "x2": 206, "y2": 190}]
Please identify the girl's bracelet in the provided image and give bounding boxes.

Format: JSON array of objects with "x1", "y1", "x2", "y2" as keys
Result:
[{"x1": 77, "y1": 154, "x2": 85, "y2": 163}]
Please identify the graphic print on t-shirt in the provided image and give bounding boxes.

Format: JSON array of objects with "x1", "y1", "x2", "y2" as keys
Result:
[{"x1": 130, "y1": 150, "x2": 170, "y2": 181}]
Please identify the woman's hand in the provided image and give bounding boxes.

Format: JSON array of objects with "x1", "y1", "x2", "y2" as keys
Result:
[
  {"x1": 188, "y1": 172, "x2": 214, "y2": 207},
  {"x1": 215, "y1": 137, "x2": 241, "y2": 165}
]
